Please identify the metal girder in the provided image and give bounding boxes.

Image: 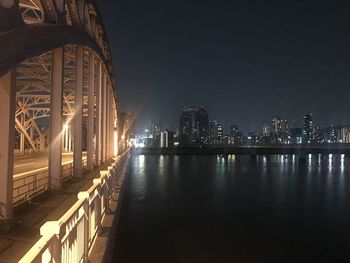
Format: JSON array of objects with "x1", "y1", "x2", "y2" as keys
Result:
[
  {"x1": 2, "y1": 0, "x2": 116, "y2": 156},
  {"x1": 19, "y1": 0, "x2": 44, "y2": 24}
]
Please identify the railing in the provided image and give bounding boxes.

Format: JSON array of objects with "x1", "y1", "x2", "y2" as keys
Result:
[
  {"x1": 13, "y1": 168, "x2": 49, "y2": 205},
  {"x1": 13, "y1": 156, "x2": 88, "y2": 207},
  {"x1": 19, "y1": 150, "x2": 130, "y2": 263}
]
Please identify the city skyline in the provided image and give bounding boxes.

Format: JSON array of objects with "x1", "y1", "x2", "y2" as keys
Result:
[
  {"x1": 136, "y1": 106, "x2": 350, "y2": 148},
  {"x1": 138, "y1": 108, "x2": 349, "y2": 136},
  {"x1": 98, "y1": 0, "x2": 350, "y2": 132}
]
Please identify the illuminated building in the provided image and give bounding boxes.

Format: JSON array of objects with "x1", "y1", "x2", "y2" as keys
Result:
[
  {"x1": 230, "y1": 124, "x2": 239, "y2": 137},
  {"x1": 302, "y1": 113, "x2": 313, "y2": 143},
  {"x1": 160, "y1": 130, "x2": 175, "y2": 148},
  {"x1": 196, "y1": 108, "x2": 209, "y2": 140},
  {"x1": 262, "y1": 123, "x2": 270, "y2": 135},
  {"x1": 272, "y1": 116, "x2": 288, "y2": 135},
  {"x1": 179, "y1": 106, "x2": 209, "y2": 144},
  {"x1": 209, "y1": 120, "x2": 223, "y2": 143},
  {"x1": 290, "y1": 128, "x2": 303, "y2": 144},
  {"x1": 337, "y1": 126, "x2": 350, "y2": 143},
  {"x1": 160, "y1": 131, "x2": 169, "y2": 148}
]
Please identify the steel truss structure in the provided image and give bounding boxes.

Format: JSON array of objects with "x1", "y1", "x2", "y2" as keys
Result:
[
  {"x1": 15, "y1": 45, "x2": 94, "y2": 153},
  {"x1": 0, "y1": 0, "x2": 120, "y2": 221}
]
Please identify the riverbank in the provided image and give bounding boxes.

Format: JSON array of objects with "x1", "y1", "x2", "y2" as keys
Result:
[{"x1": 134, "y1": 144, "x2": 350, "y2": 155}]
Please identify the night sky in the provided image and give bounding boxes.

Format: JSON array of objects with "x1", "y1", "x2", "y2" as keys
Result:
[{"x1": 98, "y1": 0, "x2": 350, "y2": 134}]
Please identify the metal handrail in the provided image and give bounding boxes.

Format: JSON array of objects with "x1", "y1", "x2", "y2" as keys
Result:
[{"x1": 19, "y1": 150, "x2": 130, "y2": 263}]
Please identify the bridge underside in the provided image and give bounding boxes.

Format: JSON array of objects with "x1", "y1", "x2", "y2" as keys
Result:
[{"x1": 0, "y1": 0, "x2": 125, "y2": 222}]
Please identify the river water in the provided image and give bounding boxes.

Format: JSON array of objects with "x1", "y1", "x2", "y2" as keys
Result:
[{"x1": 112, "y1": 154, "x2": 350, "y2": 262}]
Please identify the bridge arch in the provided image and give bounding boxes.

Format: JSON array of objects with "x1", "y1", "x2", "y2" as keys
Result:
[{"x1": 0, "y1": 0, "x2": 119, "y2": 221}]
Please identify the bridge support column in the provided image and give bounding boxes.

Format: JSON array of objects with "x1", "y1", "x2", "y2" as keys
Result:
[
  {"x1": 0, "y1": 69, "x2": 16, "y2": 223},
  {"x1": 113, "y1": 100, "x2": 118, "y2": 156},
  {"x1": 106, "y1": 87, "x2": 111, "y2": 159},
  {"x1": 109, "y1": 98, "x2": 112, "y2": 157},
  {"x1": 102, "y1": 71, "x2": 107, "y2": 163},
  {"x1": 95, "y1": 61, "x2": 102, "y2": 165},
  {"x1": 87, "y1": 52, "x2": 95, "y2": 171},
  {"x1": 48, "y1": 48, "x2": 64, "y2": 190},
  {"x1": 109, "y1": 92, "x2": 113, "y2": 157},
  {"x1": 110, "y1": 95, "x2": 114, "y2": 157},
  {"x1": 74, "y1": 45, "x2": 84, "y2": 177}
]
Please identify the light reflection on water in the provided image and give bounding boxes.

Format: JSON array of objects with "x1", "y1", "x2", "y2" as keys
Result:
[{"x1": 114, "y1": 154, "x2": 350, "y2": 263}]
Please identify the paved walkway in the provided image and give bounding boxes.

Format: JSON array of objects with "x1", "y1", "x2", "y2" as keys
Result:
[{"x1": 0, "y1": 162, "x2": 113, "y2": 263}]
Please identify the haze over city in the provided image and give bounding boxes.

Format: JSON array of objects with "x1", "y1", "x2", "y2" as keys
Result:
[{"x1": 98, "y1": 0, "x2": 350, "y2": 132}]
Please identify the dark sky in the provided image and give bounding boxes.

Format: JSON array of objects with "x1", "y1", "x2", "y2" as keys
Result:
[{"x1": 98, "y1": 0, "x2": 350, "y2": 133}]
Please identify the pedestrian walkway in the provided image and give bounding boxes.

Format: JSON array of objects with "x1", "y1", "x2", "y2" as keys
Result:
[{"x1": 0, "y1": 161, "x2": 114, "y2": 263}]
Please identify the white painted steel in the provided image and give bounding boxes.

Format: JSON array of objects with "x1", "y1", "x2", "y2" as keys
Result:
[{"x1": 19, "y1": 150, "x2": 130, "y2": 263}]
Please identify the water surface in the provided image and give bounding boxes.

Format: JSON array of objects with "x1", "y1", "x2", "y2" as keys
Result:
[{"x1": 112, "y1": 154, "x2": 350, "y2": 262}]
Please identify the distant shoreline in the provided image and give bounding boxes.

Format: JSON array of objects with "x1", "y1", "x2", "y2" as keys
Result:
[{"x1": 133, "y1": 144, "x2": 350, "y2": 155}]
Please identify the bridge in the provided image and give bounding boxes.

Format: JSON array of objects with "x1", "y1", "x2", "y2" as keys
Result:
[{"x1": 0, "y1": 0, "x2": 132, "y2": 262}]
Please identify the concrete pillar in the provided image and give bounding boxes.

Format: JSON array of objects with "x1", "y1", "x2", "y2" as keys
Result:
[
  {"x1": 73, "y1": 45, "x2": 84, "y2": 177},
  {"x1": 48, "y1": 48, "x2": 64, "y2": 190},
  {"x1": 108, "y1": 94, "x2": 111, "y2": 158},
  {"x1": 87, "y1": 52, "x2": 94, "y2": 170},
  {"x1": 106, "y1": 87, "x2": 110, "y2": 159},
  {"x1": 95, "y1": 61, "x2": 102, "y2": 165},
  {"x1": 113, "y1": 101, "x2": 118, "y2": 156},
  {"x1": 0, "y1": 69, "x2": 16, "y2": 221},
  {"x1": 109, "y1": 95, "x2": 114, "y2": 157},
  {"x1": 101, "y1": 71, "x2": 107, "y2": 163},
  {"x1": 112, "y1": 99, "x2": 116, "y2": 156}
]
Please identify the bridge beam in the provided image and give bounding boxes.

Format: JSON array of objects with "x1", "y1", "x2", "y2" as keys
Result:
[
  {"x1": 48, "y1": 47, "x2": 63, "y2": 190},
  {"x1": 0, "y1": 69, "x2": 16, "y2": 222},
  {"x1": 87, "y1": 52, "x2": 94, "y2": 171},
  {"x1": 73, "y1": 45, "x2": 84, "y2": 177}
]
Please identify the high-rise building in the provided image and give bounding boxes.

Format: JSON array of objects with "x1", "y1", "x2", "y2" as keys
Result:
[
  {"x1": 230, "y1": 124, "x2": 239, "y2": 137},
  {"x1": 179, "y1": 106, "x2": 209, "y2": 144},
  {"x1": 160, "y1": 130, "x2": 175, "y2": 148},
  {"x1": 272, "y1": 116, "x2": 281, "y2": 134},
  {"x1": 179, "y1": 107, "x2": 195, "y2": 137},
  {"x1": 302, "y1": 113, "x2": 313, "y2": 143},
  {"x1": 153, "y1": 123, "x2": 161, "y2": 138},
  {"x1": 290, "y1": 128, "x2": 303, "y2": 144},
  {"x1": 272, "y1": 116, "x2": 288, "y2": 135},
  {"x1": 327, "y1": 125, "x2": 337, "y2": 143},
  {"x1": 196, "y1": 107, "x2": 209, "y2": 140},
  {"x1": 281, "y1": 119, "x2": 288, "y2": 134},
  {"x1": 234, "y1": 131, "x2": 246, "y2": 145},
  {"x1": 209, "y1": 120, "x2": 223, "y2": 143},
  {"x1": 262, "y1": 123, "x2": 270, "y2": 135},
  {"x1": 160, "y1": 131, "x2": 168, "y2": 148},
  {"x1": 337, "y1": 126, "x2": 350, "y2": 143}
]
